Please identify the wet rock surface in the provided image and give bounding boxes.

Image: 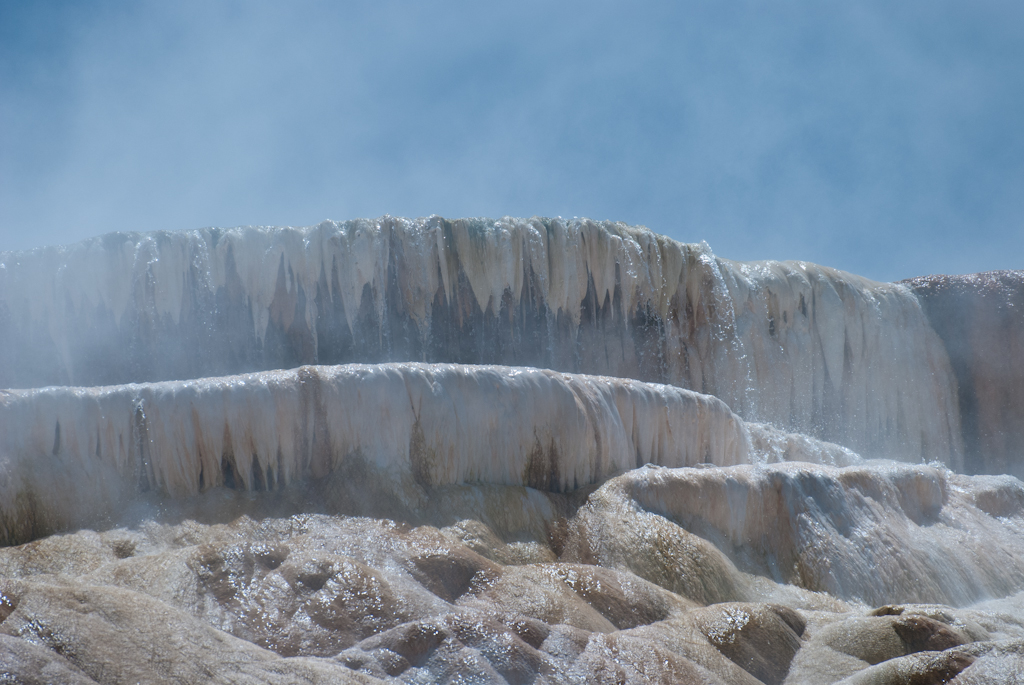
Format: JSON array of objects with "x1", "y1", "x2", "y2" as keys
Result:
[{"x1": 0, "y1": 464, "x2": 1023, "y2": 684}]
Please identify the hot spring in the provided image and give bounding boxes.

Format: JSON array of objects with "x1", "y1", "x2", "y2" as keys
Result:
[{"x1": 0, "y1": 216, "x2": 1021, "y2": 683}]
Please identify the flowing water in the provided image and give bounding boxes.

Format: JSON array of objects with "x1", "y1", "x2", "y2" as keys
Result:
[{"x1": 0, "y1": 217, "x2": 1020, "y2": 683}]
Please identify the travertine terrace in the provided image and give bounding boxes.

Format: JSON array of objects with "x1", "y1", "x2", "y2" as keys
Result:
[{"x1": 0, "y1": 217, "x2": 1021, "y2": 684}]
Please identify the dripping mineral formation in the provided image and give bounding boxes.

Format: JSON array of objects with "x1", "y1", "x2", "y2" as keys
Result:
[
  {"x1": 0, "y1": 217, "x2": 1021, "y2": 684},
  {"x1": 0, "y1": 217, "x2": 963, "y2": 463}
]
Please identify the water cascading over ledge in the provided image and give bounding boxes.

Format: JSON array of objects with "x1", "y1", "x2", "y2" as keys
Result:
[{"x1": 0, "y1": 216, "x2": 963, "y2": 464}]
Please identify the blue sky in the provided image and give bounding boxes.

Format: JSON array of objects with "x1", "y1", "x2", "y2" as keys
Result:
[{"x1": 1, "y1": 1, "x2": 1021, "y2": 281}]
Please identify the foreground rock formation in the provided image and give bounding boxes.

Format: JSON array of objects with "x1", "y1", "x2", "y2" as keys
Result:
[
  {"x1": 0, "y1": 217, "x2": 1022, "y2": 683},
  {"x1": 1, "y1": 461, "x2": 1023, "y2": 683}
]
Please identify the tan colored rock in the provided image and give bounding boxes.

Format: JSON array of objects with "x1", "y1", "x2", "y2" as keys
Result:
[
  {"x1": 693, "y1": 602, "x2": 805, "y2": 685},
  {"x1": 0, "y1": 579, "x2": 382, "y2": 684}
]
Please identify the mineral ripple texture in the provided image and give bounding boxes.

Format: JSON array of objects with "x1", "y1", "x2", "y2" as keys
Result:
[{"x1": 0, "y1": 216, "x2": 1021, "y2": 685}]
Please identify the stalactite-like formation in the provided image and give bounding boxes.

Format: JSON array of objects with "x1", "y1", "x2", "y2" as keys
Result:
[
  {"x1": 0, "y1": 216, "x2": 962, "y2": 463},
  {"x1": 0, "y1": 362, "x2": 863, "y2": 546}
]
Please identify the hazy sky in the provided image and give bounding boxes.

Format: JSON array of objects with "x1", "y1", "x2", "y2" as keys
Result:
[{"x1": 1, "y1": 1, "x2": 1021, "y2": 281}]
